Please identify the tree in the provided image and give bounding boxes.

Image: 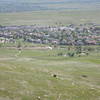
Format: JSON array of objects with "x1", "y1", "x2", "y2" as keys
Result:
[
  {"x1": 76, "y1": 46, "x2": 82, "y2": 54},
  {"x1": 17, "y1": 41, "x2": 22, "y2": 50}
]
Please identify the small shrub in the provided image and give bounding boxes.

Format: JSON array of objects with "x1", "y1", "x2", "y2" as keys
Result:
[
  {"x1": 53, "y1": 74, "x2": 57, "y2": 78},
  {"x1": 57, "y1": 52, "x2": 63, "y2": 56},
  {"x1": 81, "y1": 75, "x2": 88, "y2": 78},
  {"x1": 86, "y1": 47, "x2": 95, "y2": 52},
  {"x1": 67, "y1": 52, "x2": 75, "y2": 57}
]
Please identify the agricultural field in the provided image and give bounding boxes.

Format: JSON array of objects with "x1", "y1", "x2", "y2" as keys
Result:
[
  {"x1": 0, "y1": 0, "x2": 100, "y2": 26},
  {"x1": 0, "y1": 46, "x2": 100, "y2": 100},
  {"x1": 0, "y1": 10, "x2": 100, "y2": 26}
]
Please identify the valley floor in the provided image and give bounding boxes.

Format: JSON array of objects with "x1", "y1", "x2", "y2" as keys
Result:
[{"x1": 0, "y1": 10, "x2": 100, "y2": 26}]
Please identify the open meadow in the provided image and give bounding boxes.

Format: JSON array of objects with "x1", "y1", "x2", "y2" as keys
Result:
[{"x1": 0, "y1": 47, "x2": 100, "y2": 100}]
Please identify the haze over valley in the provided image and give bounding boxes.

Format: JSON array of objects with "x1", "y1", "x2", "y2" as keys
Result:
[{"x1": 0, "y1": 0, "x2": 100, "y2": 12}]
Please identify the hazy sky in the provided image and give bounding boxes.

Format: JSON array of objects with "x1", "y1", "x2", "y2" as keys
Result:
[{"x1": 0, "y1": 0, "x2": 99, "y2": 2}]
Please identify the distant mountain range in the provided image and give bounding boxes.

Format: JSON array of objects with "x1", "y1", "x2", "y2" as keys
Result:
[{"x1": 0, "y1": 0, "x2": 100, "y2": 12}]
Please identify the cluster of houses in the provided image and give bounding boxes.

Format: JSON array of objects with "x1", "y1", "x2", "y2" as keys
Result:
[{"x1": 0, "y1": 23, "x2": 100, "y2": 45}]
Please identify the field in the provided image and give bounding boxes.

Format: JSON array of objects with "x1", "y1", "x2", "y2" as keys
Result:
[
  {"x1": 0, "y1": 47, "x2": 100, "y2": 100},
  {"x1": 0, "y1": 10, "x2": 100, "y2": 26}
]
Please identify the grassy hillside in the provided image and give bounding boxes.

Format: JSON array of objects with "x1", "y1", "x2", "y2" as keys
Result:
[
  {"x1": 0, "y1": 10, "x2": 100, "y2": 26},
  {"x1": 0, "y1": 47, "x2": 100, "y2": 100}
]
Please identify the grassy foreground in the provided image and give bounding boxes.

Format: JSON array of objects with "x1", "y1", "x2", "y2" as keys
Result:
[
  {"x1": 0, "y1": 47, "x2": 100, "y2": 100},
  {"x1": 0, "y1": 10, "x2": 100, "y2": 26}
]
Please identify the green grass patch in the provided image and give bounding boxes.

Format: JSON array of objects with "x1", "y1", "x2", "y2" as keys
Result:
[{"x1": 0, "y1": 48, "x2": 100, "y2": 100}]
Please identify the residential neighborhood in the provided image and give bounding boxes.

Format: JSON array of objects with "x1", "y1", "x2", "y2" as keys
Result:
[{"x1": 0, "y1": 23, "x2": 100, "y2": 46}]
